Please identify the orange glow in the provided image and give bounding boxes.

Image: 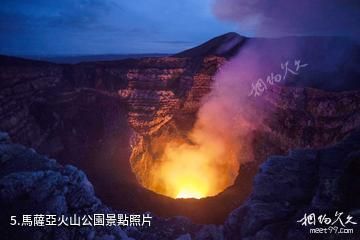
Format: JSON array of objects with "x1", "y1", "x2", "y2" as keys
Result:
[
  {"x1": 176, "y1": 189, "x2": 203, "y2": 199},
  {"x1": 148, "y1": 133, "x2": 240, "y2": 199},
  {"x1": 142, "y1": 97, "x2": 245, "y2": 199},
  {"x1": 160, "y1": 144, "x2": 211, "y2": 199}
]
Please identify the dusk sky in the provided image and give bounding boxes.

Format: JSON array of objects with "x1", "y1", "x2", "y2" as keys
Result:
[
  {"x1": 0, "y1": 0, "x2": 359, "y2": 56},
  {"x1": 0, "y1": 0, "x2": 237, "y2": 56}
]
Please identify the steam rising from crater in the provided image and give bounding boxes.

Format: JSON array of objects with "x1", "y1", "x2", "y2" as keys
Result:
[
  {"x1": 154, "y1": 43, "x2": 267, "y2": 199},
  {"x1": 213, "y1": 0, "x2": 360, "y2": 38}
]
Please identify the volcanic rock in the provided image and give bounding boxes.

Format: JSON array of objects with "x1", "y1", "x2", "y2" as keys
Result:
[
  {"x1": 0, "y1": 133, "x2": 132, "y2": 240},
  {"x1": 224, "y1": 130, "x2": 360, "y2": 240}
]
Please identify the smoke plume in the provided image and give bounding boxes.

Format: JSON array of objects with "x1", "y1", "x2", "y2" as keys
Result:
[
  {"x1": 213, "y1": 0, "x2": 360, "y2": 38},
  {"x1": 156, "y1": 41, "x2": 272, "y2": 198}
]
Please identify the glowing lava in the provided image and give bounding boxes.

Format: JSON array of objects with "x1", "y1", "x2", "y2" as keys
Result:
[
  {"x1": 176, "y1": 189, "x2": 204, "y2": 199},
  {"x1": 150, "y1": 134, "x2": 240, "y2": 199}
]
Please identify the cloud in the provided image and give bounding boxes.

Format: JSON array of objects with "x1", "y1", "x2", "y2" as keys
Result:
[
  {"x1": 0, "y1": 0, "x2": 117, "y2": 32},
  {"x1": 213, "y1": 0, "x2": 360, "y2": 38}
]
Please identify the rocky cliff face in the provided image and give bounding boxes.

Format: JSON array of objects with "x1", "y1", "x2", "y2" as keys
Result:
[
  {"x1": 224, "y1": 130, "x2": 360, "y2": 240},
  {"x1": 117, "y1": 56, "x2": 223, "y2": 135},
  {"x1": 0, "y1": 56, "x2": 64, "y2": 147},
  {"x1": 0, "y1": 54, "x2": 222, "y2": 150},
  {"x1": 0, "y1": 132, "x2": 145, "y2": 240}
]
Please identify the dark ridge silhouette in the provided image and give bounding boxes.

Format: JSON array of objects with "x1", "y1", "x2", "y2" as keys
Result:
[{"x1": 173, "y1": 32, "x2": 247, "y2": 58}]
